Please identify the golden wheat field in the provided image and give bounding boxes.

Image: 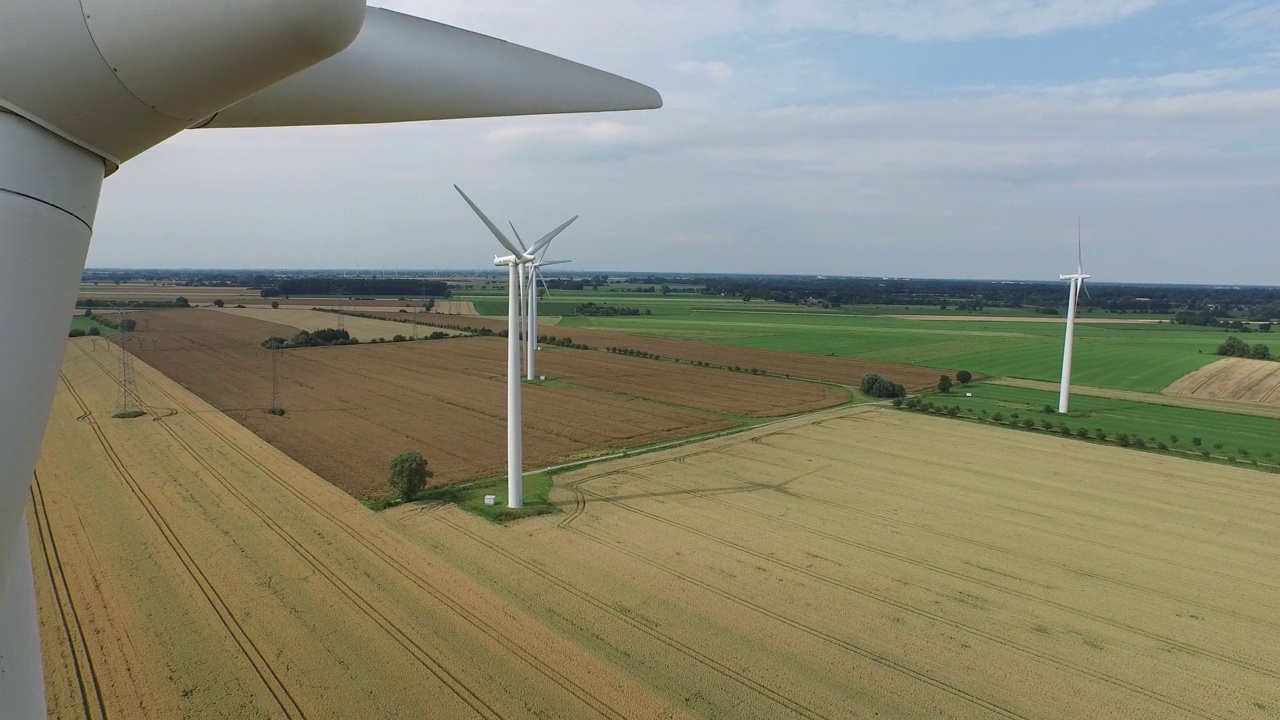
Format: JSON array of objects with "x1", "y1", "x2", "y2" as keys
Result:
[
  {"x1": 32, "y1": 339, "x2": 1280, "y2": 718},
  {"x1": 1165, "y1": 357, "x2": 1280, "y2": 406}
]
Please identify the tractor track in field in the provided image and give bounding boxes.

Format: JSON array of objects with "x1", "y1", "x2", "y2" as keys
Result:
[
  {"x1": 668, "y1": 446, "x2": 1280, "y2": 635},
  {"x1": 80, "y1": 344, "x2": 624, "y2": 720},
  {"x1": 554, "y1": 477, "x2": 1028, "y2": 719},
  {"x1": 29, "y1": 474, "x2": 109, "y2": 720},
  {"x1": 568, "y1": 468, "x2": 1231, "y2": 720},
  {"x1": 75, "y1": 345, "x2": 506, "y2": 719},
  {"x1": 57, "y1": 369, "x2": 309, "y2": 720},
  {"x1": 426, "y1": 510, "x2": 836, "y2": 720}
]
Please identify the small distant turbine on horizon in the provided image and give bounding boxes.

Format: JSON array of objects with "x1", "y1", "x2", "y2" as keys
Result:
[
  {"x1": 454, "y1": 185, "x2": 577, "y2": 508},
  {"x1": 1058, "y1": 218, "x2": 1091, "y2": 414}
]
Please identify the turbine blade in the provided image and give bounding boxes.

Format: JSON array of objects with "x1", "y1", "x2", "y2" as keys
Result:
[
  {"x1": 528, "y1": 216, "x2": 579, "y2": 257},
  {"x1": 509, "y1": 222, "x2": 528, "y2": 254},
  {"x1": 538, "y1": 267, "x2": 552, "y2": 297},
  {"x1": 454, "y1": 185, "x2": 523, "y2": 257},
  {"x1": 1081, "y1": 279, "x2": 1091, "y2": 300},
  {"x1": 1077, "y1": 216, "x2": 1083, "y2": 274},
  {"x1": 197, "y1": 7, "x2": 662, "y2": 129},
  {"x1": 539, "y1": 259, "x2": 572, "y2": 266}
]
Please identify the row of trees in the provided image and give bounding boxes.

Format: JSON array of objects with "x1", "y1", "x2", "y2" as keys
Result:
[
  {"x1": 574, "y1": 302, "x2": 651, "y2": 316},
  {"x1": 262, "y1": 328, "x2": 355, "y2": 349}
]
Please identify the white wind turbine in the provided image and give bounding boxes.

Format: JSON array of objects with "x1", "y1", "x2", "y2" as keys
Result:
[
  {"x1": 454, "y1": 186, "x2": 577, "y2": 510},
  {"x1": 509, "y1": 224, "x2": 573, "y2": 381},
  {"x1": 1057, "y1": 218, "x2": 1091, "y2": 414},
  {"x1": 0, "y1": 3, "x2": 659, "y2": 714}
]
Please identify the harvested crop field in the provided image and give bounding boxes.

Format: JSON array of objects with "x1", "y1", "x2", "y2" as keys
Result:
[
  {"x1": 427, "y1": 406, "x2": 1280, "y2": 718},
  {"x1": 122, "y1": 310, "x2": 844, "y2": 497},
  {"x1": 34, "y1": 343, "x2": 1280, "y2": 718},
  {"x1": 213, "y1": 306, "x2": 464, "y2": 339},
  {"x1": 1164, "y1": 357, "x2": 1280, "y2": 406},
  {"x1": 32, "y1": 341, "x2": 684, "y2": 719}
]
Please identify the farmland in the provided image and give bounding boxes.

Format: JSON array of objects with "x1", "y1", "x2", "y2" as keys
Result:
[
  {"x1": 213, "y1": 306, "x2": 465, "y2": 339},
  {"x1": 36, "y1": 347, "x2": 1280, "y2": 718},
  {"x1": 927, "y1": 382, "x2": 1280, "y2": 461},
  {"x1": 459, "y1": 291, "x2": 1225, "y2": 392},
  {"x1": 121, "y1": 309, "x2": 849, "y2": 498},
  {"x1": 1165, "y1": 357, "x2": 1280, "y2": 406}
]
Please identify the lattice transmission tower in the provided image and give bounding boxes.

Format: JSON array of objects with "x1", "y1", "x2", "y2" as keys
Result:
[{"x1": 112, "y1": 305, "x2": 143, "y2": 415}]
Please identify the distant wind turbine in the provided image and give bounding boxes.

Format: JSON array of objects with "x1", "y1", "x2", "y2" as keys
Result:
[
  {"x1": 1058, "y1": 218, "x2": 1091, "y2": 414},
  {"x1": 510, "y1": 223, "x2": 572, "y2": 380},
  {"x1": 454, "y1": 186, "x2": 576, "y2": 509}
]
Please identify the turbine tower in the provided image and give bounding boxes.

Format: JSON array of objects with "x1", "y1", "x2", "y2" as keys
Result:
[
  {"x1": 454, "y1": 186, "x2": 577, "y2": 510},
  {"x1": 1057, "y1": 219, "x2": 1091, "y2": 414},
  {"x1": 510, "y1": 224, "x2": 573, "y2": 380},
  {"x1": 0, "y1": 3, "x2": 660, "y2": 714}
]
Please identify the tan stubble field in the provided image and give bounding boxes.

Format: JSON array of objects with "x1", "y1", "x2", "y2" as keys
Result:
[{"x1": 33, "y1": 338, "x2": 1280, "y2": 718}]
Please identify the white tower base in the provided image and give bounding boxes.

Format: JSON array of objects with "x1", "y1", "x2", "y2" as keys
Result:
[
  {"x1": 527, "y1": 267, "x2": 539, "y2": 381},
  {"x1": 0, "y1": 112, "x2": 106, "y2": 719},
  {"x1": 1058, "y1": 277, "x2": 1080, "y2": 414},
  {"x1": 506, "y1": 262, "x2": 524, "y2": 508}
]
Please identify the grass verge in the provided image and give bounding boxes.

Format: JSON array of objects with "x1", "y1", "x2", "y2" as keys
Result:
[{"x1": 365, "y1": 472, "x2": 559, "y2": 523}]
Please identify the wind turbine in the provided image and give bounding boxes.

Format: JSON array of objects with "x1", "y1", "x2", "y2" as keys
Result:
[
  {"x1": 510, "y1": 224, "x2": 573, "y2": 381},
  {"x1": 0, "y1": 3, "x2": 659, "y2": 714},
  {"x1": 1057, "y1": 218, "x2": 1091, "y2": 414},
  {"x1": 454, "y1": 186, "x2": 577, "y2": 510}
]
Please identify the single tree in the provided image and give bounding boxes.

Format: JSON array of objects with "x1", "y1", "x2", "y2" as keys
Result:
[
  {"x1": 937, "y1": 375, "x2": 953, "y2": 393},
  {"x1": 271, "y1": 300, "x2": 280, "y2": 309},
  {"x1": 387, "y1": 451, "x2": 431, "y2": 502},
  {"x1": 213, "y1": 299, "x2": 224, "y2": 308},
  {"x1": 1249, "y1": 343, "x2": 1271, "y2": 360},
  {"x1": 1192, "y1": 437, "x2": 1202, "y2": 447},
  {"x1": 956, "y1": 370, "x2": 972, "y2": 385},
  {"x1": 174, "y1": 296, "x2": 190, "y2": 307}
]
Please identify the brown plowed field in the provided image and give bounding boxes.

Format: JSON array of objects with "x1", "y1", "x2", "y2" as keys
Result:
[
  {"x1": 123, "y1": 310, "x2": 845, "y2": 497},
  {"x1": 1164, "y1": 357, "x2": 1280, "y2": 407},
  {"x1": 32, "y1": 341, "x2": 686, "y2": 719},
  {"x1": 36, "y1": 342, "x2": 1280, "y2": 718},
  {"x1": 382, "y1": 318, "x2": 942, "y2": 390}
]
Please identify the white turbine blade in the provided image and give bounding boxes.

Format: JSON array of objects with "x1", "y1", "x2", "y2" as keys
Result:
[
  {"x1": 197, "y1": 8, "x2": 662, "y2": 129},
  {"x1": 454, "y1": 185, "x2": 523, "y2": 257},
  {"x1": 537, "y1": 267, "x2": 553, "y2": 297},
  {"x1": 539, "y1": 259, "x2": 572, "y2": 266},
  {"x1": 509, "y1": 222, "x2": 528, "y2": 254},
  {"x1": 527, "y1": 216, "x2": 578, "y2": 257},
  {"x1": 1081, "y1": 279, "x2": 1091, "y2": 300}
]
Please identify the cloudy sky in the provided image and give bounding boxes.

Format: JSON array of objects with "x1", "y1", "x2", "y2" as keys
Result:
[{"x1": 91, "y1": 1, "x2": 1280, "y2": 284}]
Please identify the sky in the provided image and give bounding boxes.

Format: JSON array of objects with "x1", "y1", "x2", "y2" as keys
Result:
[{"x1": 90, "y1": 1, "x2": 1280, "y2": 284}]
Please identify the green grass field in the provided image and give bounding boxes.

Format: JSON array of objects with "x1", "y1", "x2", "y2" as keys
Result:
[
  {"x1": 457, "y1": 291, "x2": 1224, "y2": 392},
  {"x1": 940, "y1": 383, "x2": 1280, "y2": 461},
  {"x1": 69, "y1": 315, "x2": 113, "y2": 335}
]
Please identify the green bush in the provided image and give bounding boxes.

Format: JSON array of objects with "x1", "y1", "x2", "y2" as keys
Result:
[
  {"x1": 956, "y1": 370, "x2": 972, "y2": 384},
  {"x1": 388, "y1": 451, "x2": 431, "y2": 502},
  {"x1": 69, "y1": 328, "x2": 85, "y2": 337},
  {"x1": 937, "y1": 375, "x2": 953, "y2": 393}
]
